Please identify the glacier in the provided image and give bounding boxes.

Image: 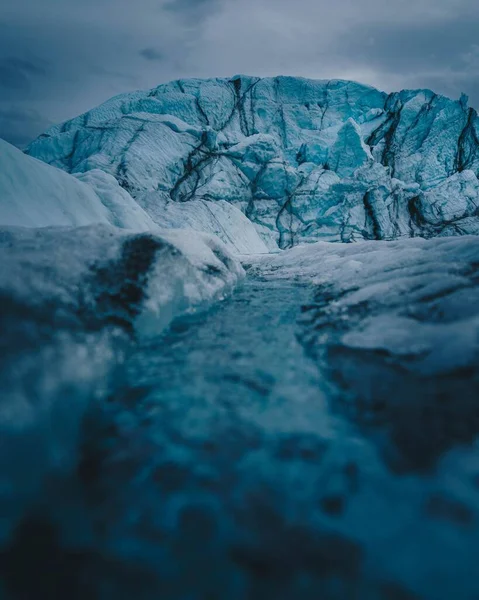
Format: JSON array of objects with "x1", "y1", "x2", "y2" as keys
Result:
[
  {"x1": 1, "y1": 75, "x2": 479, "y2": 600},
  {"x1": 26, "y1": 76, "x2": 479, "y2": 247},
  {"x1": 0, "y1": 137, "x2": 270, "y2": 254},
  {"x1": 0, "y1": 138, "x2": 156, "y2": 231}
]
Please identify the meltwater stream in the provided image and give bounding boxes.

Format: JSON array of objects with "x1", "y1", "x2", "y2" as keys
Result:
[{"x1": 2, "y1": 275, "x2": 479, "y2": 600}]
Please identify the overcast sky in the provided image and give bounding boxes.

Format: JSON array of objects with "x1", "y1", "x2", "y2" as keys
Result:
[{"x1": 1, "y1": 0, "x2": 479, "y2": 147}]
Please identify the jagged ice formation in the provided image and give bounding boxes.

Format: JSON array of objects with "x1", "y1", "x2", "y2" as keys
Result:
[{"x1": 26, "y1": 76, "x2": 479, "y2": 248}]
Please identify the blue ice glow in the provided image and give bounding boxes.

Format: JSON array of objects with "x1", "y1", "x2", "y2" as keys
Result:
[{"x1": 26, "y1": 76, "x2": 479, "y2": 247}]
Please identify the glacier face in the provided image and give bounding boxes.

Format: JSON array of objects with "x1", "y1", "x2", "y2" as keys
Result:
[{"x1": 26, "y1": 76, "x2": 479, "y2": 247}]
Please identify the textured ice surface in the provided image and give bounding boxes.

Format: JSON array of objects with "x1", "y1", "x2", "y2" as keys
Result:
[
  {"x1": 2, "y1": 255, "x2": 478, "y2": 599},
  {"x1": 0, "y1": 224, "x2": 243, "y2": 335},
  {"x1": 0, "y1": 138, "x2": 272, "y2": 254},
  {"x1": 27, "y1": 76, "x2": 479, "y2": 247},
  {"x1": 250, "y1": 236, "x2": 479, "y2": 473},
  {"x1": 0, "y1": 224, "x2": 478, "y2": 598},
  {"x1": 138, "y1": 194, "x2": 274, "y2": 253},
  {"x1": 0, "y1": 224, "x2": 243, "y2": 543},
  {"x1": 252, "y1": 235, "x2": 479, "y2": 376}
]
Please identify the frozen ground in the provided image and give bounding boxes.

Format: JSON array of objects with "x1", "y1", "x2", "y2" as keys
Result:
[{"x1": 1, "y1": 235, "x2": 479, "y2": 599}]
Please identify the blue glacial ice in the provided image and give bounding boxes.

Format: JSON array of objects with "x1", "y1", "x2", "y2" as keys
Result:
[
  {"x1": 26, "y1": 76, "x2": 479, "y2": 247},
  {"x1": 0, "y1": 76, "x2": 479, "y2": 599},
  {"x1": 2, "y1": 232, "x2": 479, "y2": 599},
  {"x1": 0, "y1": 137, "x2": 271, "y2": 254}
]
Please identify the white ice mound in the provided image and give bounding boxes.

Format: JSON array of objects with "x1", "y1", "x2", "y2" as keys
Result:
[
  {"x1": 138, "y1": 195, "x2": 274, "y2": 254},
  {"x1": 26, "y1": 77, "x2": 479, "y2": 248},
  {"x1": 0, "y1": 138, "x2": 274, "y2": 254},
  {"x1": 0, "y1": 224, "x2": 244, "y2": 338},
  {"x1": 0, "y1": 138, "x2": 156, "y2": 231}
]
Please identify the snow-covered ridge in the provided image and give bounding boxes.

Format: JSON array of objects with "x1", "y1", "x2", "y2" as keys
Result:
[
  {"x1": 26, "y1": 76, "x2": 479, "y2": 247},
  {"x1": 0, "y1": 138, "x2": 157, "y2": 231}
]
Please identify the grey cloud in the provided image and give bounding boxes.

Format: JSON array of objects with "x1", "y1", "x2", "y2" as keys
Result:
[
  {"x1": 332, "y1": 13, "x2": 479, "y2": 105},
  {"x1": 140, "y1": 47, "x2": 165, "y2": 61},
  {"x1": 164, "y1": 0, "x2": 220, "y2": 21},
  {"x1": 2, "y1": 57, "x2": 48, "y2": 77},
  {"x1": 0, "y1": 57, "x2": 49, "y2": 92},
  {"x1": 335, "y1": 16, "x2": 479, "y2": 74},
  {"x1": 1, "y1": 0, "x2": 478, "y2": 147},
  {"x1": 0, "y1": 107, "x2": 51, "y2": 148}
]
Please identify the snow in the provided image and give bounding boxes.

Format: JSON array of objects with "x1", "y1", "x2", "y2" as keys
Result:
[
  {"x1": 26, "y1": 76, "x2": 479, "y2": 248},
  {"x1": 0, "y1": 138, "x2": 111, "y2": 228},
  {"x1": 0, "y1": 138, "x2": 274, "y2": 254},
  {"x1": 74, "y1": 169, "x2": 157, "y2": 231},
  {"x1": 249, "y1": 235, "x2": 479, "y2": 377},
  {"x1": 138, "y1": 194, "x2": 275, "y2": 254},
  {"x1": 0, "y1": 138, "x2": 156, "y2": 231}
]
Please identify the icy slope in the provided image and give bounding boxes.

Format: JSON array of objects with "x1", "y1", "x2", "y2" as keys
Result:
[
  {"x1": 27, "y1": 76, "x2": 479, "y2": 247},
  {"x1": 138, "y1": 194, "x2": 273, "y2": 253},
  {"x1": 0, "y1": 138, "x2": 270, "y2": 253},
  {"x1": 0, "y1": 139, "x2": 156, "y2": 230},
  {"x1": 253, "y1": 235, "x2": 479, "y2": 375}
]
